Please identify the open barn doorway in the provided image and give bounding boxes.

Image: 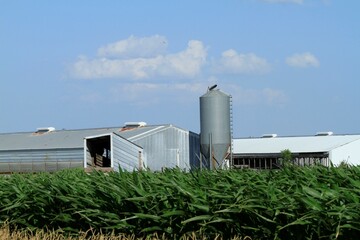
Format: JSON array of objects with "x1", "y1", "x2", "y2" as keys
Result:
[{"x1": 86, "y1": 135, "x2": 111, "y2": 168}]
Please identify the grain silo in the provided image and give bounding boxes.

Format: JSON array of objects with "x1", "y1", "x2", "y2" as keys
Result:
[{"x1": 200, "y1": 85, "x2": 231, "y2": 169}]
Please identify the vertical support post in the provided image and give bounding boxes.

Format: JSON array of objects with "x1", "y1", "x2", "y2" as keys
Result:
[
  {"x1": 210, "y1": 132, "x2": 215, "y2": 170},
  {"x1": 265, "y1": 158, "x2": 267, "y2": 169},
  {"x1": 138, "y1": 151, "x2": 143, "y2": 171},
  {"x1": 229, "y1": 94, "x2": 233, "y2": 169},
  {"x1": 176, "y1": 149, "x2": 180, "y2": 168}
]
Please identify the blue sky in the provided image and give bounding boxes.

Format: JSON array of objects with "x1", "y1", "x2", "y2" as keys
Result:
[{"x1": 1, "y1": 0, "x2": 359, "y2": 137}]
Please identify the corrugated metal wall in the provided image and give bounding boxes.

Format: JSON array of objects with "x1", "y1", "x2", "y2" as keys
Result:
[
  {"x1": 131, "y1": 126, "x2": 200, "y2": 171},
  {"x1": 85, "y1": 145, "x2": 92, "y2": 167},
  {"x1": 0, "y1": 148, "x2": 83, "y2": 173},
  {"x1": 189, "y1": 132, "x2": 203, "y2": 169},
  {"x1": 112, "y1": 133, "x2": 145, "y2": 171}
]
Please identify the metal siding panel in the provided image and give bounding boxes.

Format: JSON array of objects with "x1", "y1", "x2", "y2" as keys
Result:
[
  {"x1": 189, "y1": 132, "x2": 202, "y2": 169},
  {"x1": 133, "y1": 129, "x2": 166, "y2": 171},
  {"x1": 112, "y1": 133, "x2": 143, "y2": 171},
  {"x1": 84, "y1": 139, "x2": 87, "y2": 168},
  {"x1": 132, "y1": 126, "x2": 192, "y2": 171},
  {"x1": 85, "y1": 148, "x2": 92, "y2": 167},
  {"x1": 171, "y1": 127, "x2": 190, "y2": 170},
  {"x1": 0, "y1": 148, "x2": 83, "y2": 173},
  {"x1": 182, "y1": 130, "x2": 190, "y2": 169}
]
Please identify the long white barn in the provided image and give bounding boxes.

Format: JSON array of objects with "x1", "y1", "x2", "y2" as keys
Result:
[{"x1": 232, "y1": 133, "x2": 360, "y2": 169}]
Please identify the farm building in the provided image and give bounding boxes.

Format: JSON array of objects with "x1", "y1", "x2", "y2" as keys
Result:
[
  {"x1": 0, "y1": 123, "x2": 201, "y2": 173},
  {"x1": 232, "y1": 132, "x2": 360, "y2": 169}
]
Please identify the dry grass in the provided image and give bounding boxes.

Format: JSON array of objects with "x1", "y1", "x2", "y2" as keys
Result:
[{"x1": 0, "y1": 225, "x2": 249, "y2": 240}]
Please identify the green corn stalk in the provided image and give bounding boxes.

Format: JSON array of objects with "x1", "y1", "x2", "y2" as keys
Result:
[{"x1": 1, "y1": 166, "x2": 360, "y2": 239}]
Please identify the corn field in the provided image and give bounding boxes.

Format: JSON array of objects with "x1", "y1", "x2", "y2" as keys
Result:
[{"x1": 1, "y1": 166, "x2": 360, "y2": 239}]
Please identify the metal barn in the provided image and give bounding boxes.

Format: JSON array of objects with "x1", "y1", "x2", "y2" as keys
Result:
[
  {"x1": 0, "y1": 124, "x2": 201, "y2": 173},
  {"x1": 232, "y1": 133, "x2": 360, "y2": 169}
]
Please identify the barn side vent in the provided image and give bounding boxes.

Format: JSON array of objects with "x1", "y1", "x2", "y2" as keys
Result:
[
  {"x1": 261, "y1": 134, "x2": 277, "y2": 138},
  {"x1": 316, "y1": 131, "x2": 333, "y2": 136}
]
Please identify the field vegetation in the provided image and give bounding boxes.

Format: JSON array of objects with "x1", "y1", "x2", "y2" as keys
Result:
[
  {"x1": 0, "y1": 224, "x2": 246, "y2": 240},
  {"x1": 0, "y1": 165, "x2": 360, "y2": 239}
]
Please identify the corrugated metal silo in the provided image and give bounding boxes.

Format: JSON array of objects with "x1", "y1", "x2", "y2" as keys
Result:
[{"x1": 200, "y1": 85, "x2": 231, "y2": 169}]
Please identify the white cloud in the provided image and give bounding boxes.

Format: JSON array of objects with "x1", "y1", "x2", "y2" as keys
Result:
[
  {"x1": 80, "y1": 79, "x2": 286, "y2": 107},
  {"x1": 97, "y1": 35, "x2": 167, "y2": 58},
  {"x1": 71, "y1": 36, "x2": 273, "y2": 80},
  {"x1": 224, "y1": 84, "x2": 287, "y2": 106},
  {"x1": 158, "y1": 40, "x2": 207, "y2": 78},
  {"x1": 286, "y1": 52, "x2": 320, "y2": 68},
  {"x1": 108, "y1": 82, "x2": 208, "y2": 106},
  {"x1": 72, "y1": 56, "x2": 162, "y2": 79},
  {"x1": 217, "y1": 49, "x2": 271, "y2": 74},
  {"x1": 260, "y1": 0, "x2": 304, "y2": 4},
  {"x1": 110, "y1": 83, "x2": 161, "y2": 105},
  {"x1": 71, "y1": 38, "x2": 207, "y2": 80},
  {"x1": 262, "y1": 88, "x2": 287, "y2": 105}
]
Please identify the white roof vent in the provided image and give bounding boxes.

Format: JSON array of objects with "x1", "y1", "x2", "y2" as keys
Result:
[
  {"x1": 124, "y1": 122, "x2": 147, "y2": 128},
  {"x1": 316, "y1": 131, "x2": 333, "y2": 136},
  {"x1": 261, "y1": 134, "x2": 277, "y2": 138},
  {"x1": 36, "y1": 127, "x2": 56, "y2": 133}
]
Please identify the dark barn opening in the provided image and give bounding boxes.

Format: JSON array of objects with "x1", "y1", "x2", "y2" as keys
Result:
[{"x1": 86, "y1": 135, "x2": 111, "y2": 168}]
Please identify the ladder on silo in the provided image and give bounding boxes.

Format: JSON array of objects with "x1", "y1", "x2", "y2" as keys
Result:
[{"x1": 229, "y1": 95, "x2": 234, "y2": 168}]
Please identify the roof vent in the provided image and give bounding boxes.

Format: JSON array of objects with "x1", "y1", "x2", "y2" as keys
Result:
[
  {"x1": 36, "y1": 127, "x2": 56, "y2": 133},
  {"x1": 316, "y1": 131, "x2": 333, "y2": 136},
  {"x1": 261, "y1": 134, "x2": 277, "y2": 138},
  {"x1": 124, "y1": 122, "x2": 147, "y2": 128}
]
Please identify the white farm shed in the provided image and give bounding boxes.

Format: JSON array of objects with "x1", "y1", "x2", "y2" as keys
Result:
[{"x1": 232, "y1": 134, "x2": 360, "y2": 169}]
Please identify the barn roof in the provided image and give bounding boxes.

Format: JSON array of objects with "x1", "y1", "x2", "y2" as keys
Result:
[
  {"x1": 233, "y1": 134, "x2": 360, "y2": 155},
  {"x1": 0, "y1": 124, "x2": 178, "y2": 151}
]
